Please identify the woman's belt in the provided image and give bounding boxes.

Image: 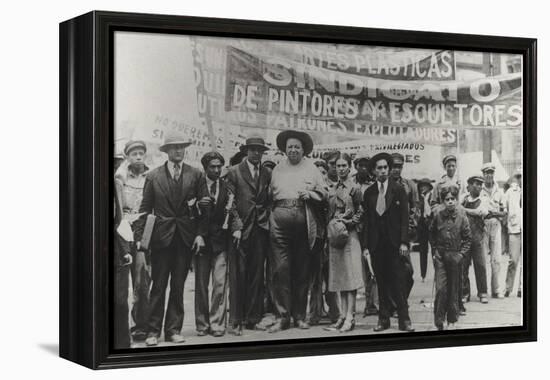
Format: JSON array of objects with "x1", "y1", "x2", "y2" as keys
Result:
[{"x1": 273, "y1": 199, "x2": 305, "y2": 208}]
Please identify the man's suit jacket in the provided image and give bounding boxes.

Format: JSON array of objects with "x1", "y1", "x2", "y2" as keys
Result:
[
  {"x1": 198, "y1": 177, "x2": 243, "y2": 254},
  {"x1": 362, "y1": 178, "x2": 409, "y2": 253},
  {"x1": 134, "y1": 161, "x2": 207, "y2": 250},
  {"x1": 225, "y1": 160, "x2": 271, "y2": 241}
]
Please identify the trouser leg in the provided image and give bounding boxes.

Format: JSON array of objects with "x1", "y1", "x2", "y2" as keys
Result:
[
  {"x1": 506, "y1": 233, "x2": 522, "y2": 294},
  {"x1": 164, "y1": 239, "x2": 192, "y2": 338},
  {"x1": 147, "y1": 248, "x2": 171, "y2": 337},
  {"x1": 243, "y1": 228, "x2": 267, "y2": 325},
  {"x1": 433, "y1": 252, "x2": 447, "y2": 327},
  {"x1": 114, "y1": 264, "x2": 130, "y2": 348},
  {"x1": 484, "y1": 219, "x2": 503, "y2": 296},
  {"x1": 461, "y1": 247, "x2": 471, "y2": 301},
  {"x1": 290, "y1": 222, "x2": 310, "y2": 322},
  {"x1": 210, "y1": 251, "x2": 228, "y2": 332},
  {"x1": 131, "y1": 248, "x2": 151, "y2": 337},
  {"x1": 270, "y1": 210, "x2": 292, "y2": 324},
  {"x1": 228, "y1": 243, "x2": 246, "y2": 326},
  {"x1": 417, "y1": 220, "x2": 429, "y2": 279},
  {"x1": 445, "y1": 252, "x2": 462, "y2": 323},
  {"x1": 194, "y1": 250, "x2": 212, "y2": 333},
  {"x1": 471, "y1": 241, "x2": 487, "y2": 297}
]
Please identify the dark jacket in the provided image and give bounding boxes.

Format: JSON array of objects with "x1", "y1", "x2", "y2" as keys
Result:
[
  {"x1": 429, "y1": 206, "x2": 472, "y2": 257},
  {"x1": 361, "y1": 178, "x2": 409, "y2": 252},
  {"x1": 198, "y1": 177, "x2": 243, "y2": 254},
  {"x1": 225, "y1": 160, "x2": 271, "y2": 241},
  {"x1": 134, "y1": 161, "x2": 208, "y2": 250}
]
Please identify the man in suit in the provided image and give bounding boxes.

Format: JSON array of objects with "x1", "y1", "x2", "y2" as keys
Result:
[
  {"x1": 194, "y1": 151, "x2": 243, "y2": 337},
  {"x1": 225, "y1": 136, "x2": 272, "y2": 335},
  {"x1": 134, "y1": 129, "x2": 207, "y2": 346},
  {"x1": 361, "y1": 152, "x2": 414, "y2": 332}
]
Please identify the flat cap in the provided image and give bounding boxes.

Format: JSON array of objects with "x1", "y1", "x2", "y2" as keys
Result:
[
  {"x1": 442, "y1": 154, "x2": 457, "y2": 167},
  {"x1": 124, "y1": 140, "x2": 147, "y2": 155},
  {"x1": 481, "y1": 162, "x2": 496, "y2": 173},
  {"x1": 467, "y1": 175, "x2": 485, "y2": 185}
]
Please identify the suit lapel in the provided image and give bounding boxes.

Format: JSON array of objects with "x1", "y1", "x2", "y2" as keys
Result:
[
  {"x1": 175, "y1": 163, "x2": 192, "y2": 210},
  {"x1": 239, "y1": 160, "x2": 257, "y2": 192},
  {"x1": 157, "y1": 162, "x2": 177, "y2": 210},
  {"x1": 385, "y1": 179, "x2": 396, "y2": 208}
]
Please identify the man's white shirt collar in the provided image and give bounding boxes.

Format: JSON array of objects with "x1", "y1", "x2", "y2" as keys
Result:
[
  {"x1": 378, "y1": 179, "x2": 388, "y2": 195},
  {"x1": 246, "y1": 159, "x2": 259, "y2": 178}
]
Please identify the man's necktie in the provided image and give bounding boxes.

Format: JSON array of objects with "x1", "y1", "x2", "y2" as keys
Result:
[
  {"x1": 423, "y1": 194, "x2": 431, "y2": 218},
  {"x1": 210, "y1": 181, "x2": 217, "y2": 202},
  {"x1": 173, "y1": 163, "x2": 180, "y2": 182},
  {"x1": 253, "y1": 165, "x2": 259, "y2": 184},
  {"x1": 376, "y1": 182, "x2": 386, "y2": 216}
]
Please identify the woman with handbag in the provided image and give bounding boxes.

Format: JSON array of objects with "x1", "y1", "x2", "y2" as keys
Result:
[{"x1": 325, "y1": 153, "x2": 364, "y2": 332}]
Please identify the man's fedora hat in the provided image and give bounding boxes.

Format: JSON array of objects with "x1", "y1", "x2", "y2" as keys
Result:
[
  {"x1": 159, "y1": 129, "x2": 193, "y2": 153},
  {"x1": 276, "y1": 130, "x2": 314, "y2": 156},
  {"x1": 239, "y1": 136, "x2": 269, "y2": 152},
  {"x1": 368, "y1": 152, "x2": 394, "y2": 172}
]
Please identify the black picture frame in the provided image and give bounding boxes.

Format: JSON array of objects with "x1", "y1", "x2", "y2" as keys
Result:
[{"x1": 59, "y1": 10, "x2": 537, "y2": 369}]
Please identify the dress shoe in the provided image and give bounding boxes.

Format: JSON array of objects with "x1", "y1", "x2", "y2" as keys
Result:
[
  {"x1": 268, "y1": 320, "x2": 289, "y2": 333},
  {"x1": 131, "y1": 331, "x2": 147, "y2": 342},
  {"x1": 459, "y1": 307, "x2": 467, "y2": 316},
  {"x1": 196, "y1": 330, "x2": 208, "y2": 337},
  {"x1": 228, "y1": 324, "x2": 242, "y2": 336},
  {"x1": 399, "y1": 321, "x2": 415, "y2": 332},
  {"x1": 517, "y1": 290, "x2": 522, "y2": 298},
  {"x1": 339, "y1": 319, "x2": 355, "y2": 333},
  {"x1": 245, "y1": 322, "x2": 267, "y2": 331},
  {"x1": 324, "y1": 318, "x2": 345, "y2": 331},
  {"x1": 308, "y1": 317, "x2": 320, "y2": 326},
  {"x1": 168, "y1": 334, "x2": 186, "y2": 344},
  {"x1": 145, "y1": 336, "x2": 158, "y2": 346},
  {"x1": 211, "y1": 330, "x2": 225, "y2": 337},
  {"x1": 480, "y1": 296, "x2": 489, "y2": 304},
  {"x1": 435, "y1": 323, "x2": 444, "y2": 331},
  {"x1": 294, "y1": 320, "x2": 310, "y2": 330},
  {"x1": 504, "y1": 290, "x2": 511, "y2": 297},
  {"x1": 373, "y1": 321, "x2": 390, "y2": 332}
]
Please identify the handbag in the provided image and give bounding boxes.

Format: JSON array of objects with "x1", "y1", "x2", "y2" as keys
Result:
[{"x1": 327, "y1": 218, "x2": 349, "y2": 249}]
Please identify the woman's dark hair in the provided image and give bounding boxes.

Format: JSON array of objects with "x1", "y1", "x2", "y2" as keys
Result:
[{"x1": 336, "y1": 153, "x2": 352, "y2": 167}]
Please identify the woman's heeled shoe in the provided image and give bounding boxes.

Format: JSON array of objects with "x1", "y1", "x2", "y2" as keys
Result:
[
  {"x1": 339, "y1": 318, "x2": 355, "y2": 332},
  {"x1": 323, "y1": 318, "x2": 344, "y2": 331}
]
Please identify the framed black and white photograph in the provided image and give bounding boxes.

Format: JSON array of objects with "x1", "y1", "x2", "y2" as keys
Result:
[{"x1": 59, "y1": 10, "x2": 536, "y2": 369}]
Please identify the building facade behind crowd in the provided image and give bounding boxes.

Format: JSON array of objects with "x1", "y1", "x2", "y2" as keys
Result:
[{"x1": 113, "y1": 129, "x2": 523, "y2": 348}]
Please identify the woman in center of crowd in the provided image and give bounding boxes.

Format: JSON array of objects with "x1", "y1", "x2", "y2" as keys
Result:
[{"x1": 325, "y1": 153, "x2": 364, "y2": 332}]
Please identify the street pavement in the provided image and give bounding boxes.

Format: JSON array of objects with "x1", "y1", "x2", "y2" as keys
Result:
[{"x1": 130, "y1": 250, "x2": 522, "y2": 348}]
